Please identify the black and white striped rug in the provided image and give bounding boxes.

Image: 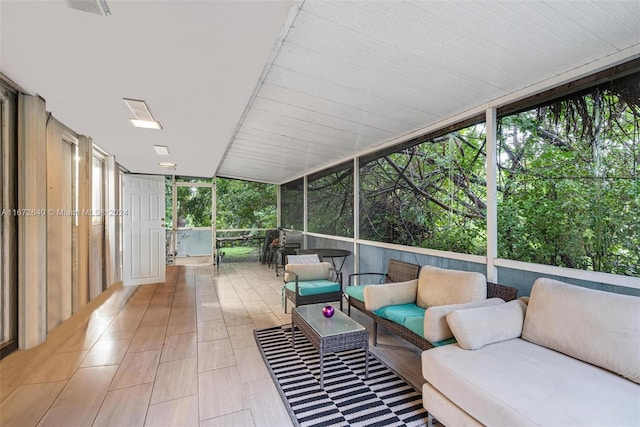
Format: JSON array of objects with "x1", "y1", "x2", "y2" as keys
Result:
[{"x1": 254, "y1": 325, "x2": 429, "y2": 427}]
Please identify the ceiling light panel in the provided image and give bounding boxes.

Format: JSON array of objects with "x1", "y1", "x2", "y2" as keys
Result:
[
  {"x1": 123, "y1": 98, "x2": 155, "y2": 121},
  {"x1": 66, "y1": 0, "x2": 111, "y2": 16},
  {"x1": 153, "y1": 145, "x2": 170, "y2": 156},
  {"x1": 129, "y1": 119, "x2": 162, "y2": 129}
]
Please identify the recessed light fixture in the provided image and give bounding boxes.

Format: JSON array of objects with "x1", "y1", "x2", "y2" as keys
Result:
[
  {"x1": 66, "y1": 0, "x2": 111, "y2": 16},
  {"x1": 123, "y1": 98, "x2": 162, "y2": 130},
  {"x1": 129, "y1": 119, "x2": 162, "y2": 130},
  {"x1": 153, "y1": 145, "x2": 170, "y2": 156},
  {"x1": 158, "y1": 162, "x2": 177, "y2": 169}
]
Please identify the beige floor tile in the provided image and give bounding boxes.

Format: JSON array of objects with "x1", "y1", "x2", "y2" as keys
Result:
[
  {"x1": 227, "y1": 324, "x2": 258, "y2": 351},
  {"x1": 140, "y1": 307, "x2": 171, "y2": 327},
  {"x1": 245, "y1": 384, "x2": 293, "y2": 427},
  {"x1": 92, "y1": 383, "x2": 153, "y2": 427},
  {"x1": 197, "y1": 339, "x2": 236, "y2": 373},
  {"x1": 0, "y1": 381, "x2": 67, "y2": 427},
  {"x1": 128, "y1": 326, "x2": 167, "y2": 352},
  {"x1": 38, "y1": 366, "x2": 118, "y2": 427},
  {"x1": 145, "y1": 395, "x2": 199, "y2": 427},
  {"x1": 80, "y1": 339, "x2": 130, "y2": 367},
  {"x1": 196, "y1": 320, "x2": 228, "y2": 342},
  {"x1": 161, "y1": 333, "x2": 197, "y2": 362},
  {"x1": 110, "y1": 350, "x2": 161, "y2": 390},
  {"x1": 199, "y1": 409, "x2": 255, "y2": 427},
  {"x1": 150, "y1": 357, "x2": 198, "y2": 404},
  {"x1": 23, "y1": 350, "x2": 88, "y2": 384},
  {"x1": 198, "y1": 366, "x2": 245, "y2": 420},
  {"x1": 234, "y1": 352, "x2": 270, "y2": 384},
  {"x1": 250, "y1": 313, "x2": 282, "y2": 329},
  {"x1": 56, "y1": 315, "x2": 113, "y2": 352},
  {"x1": 166, "y1": 308, "x2": 197, "y2": 336}
]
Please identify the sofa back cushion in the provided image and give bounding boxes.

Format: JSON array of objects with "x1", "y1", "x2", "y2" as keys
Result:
[
  {"x1": 416, "y1": 266, "x2": 487, "y2": 308},
  {"x1": 522, "y1": 278, "x2": 640, "y2": 384},
  {"x1": 284, "y1": 262, "x2": 331, "y2": 282}
]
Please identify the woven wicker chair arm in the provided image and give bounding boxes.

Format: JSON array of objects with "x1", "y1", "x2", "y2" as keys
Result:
[
  {"x1": 348, "y1": 272, "x2": 385, "y2": 286},
  {"x1": 487, "y1": 282, "x2": 518, "y2": 301}
]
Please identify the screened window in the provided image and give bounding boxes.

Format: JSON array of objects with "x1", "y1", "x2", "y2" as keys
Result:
[
  {"x1": 281, "y1": 178, "x2": 304, "y2": 230},
  {"x1": 307, "y1": 163, "x2": 353, "y2": 237},
  {"x1": 497, "y1": 74, "x2": 640, "y2": 276},
  {"x1": 360, "y1": 123, "x2": 487, "y2": 255}
]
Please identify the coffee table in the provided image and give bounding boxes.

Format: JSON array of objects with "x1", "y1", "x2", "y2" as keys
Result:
[{"x1": 291, "y1": 303, "x2": 369, "y2": 389}]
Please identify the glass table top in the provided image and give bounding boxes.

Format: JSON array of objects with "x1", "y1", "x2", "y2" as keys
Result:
[{"x1": 294, "y1": 303, "x2": 366, "y2": 338}]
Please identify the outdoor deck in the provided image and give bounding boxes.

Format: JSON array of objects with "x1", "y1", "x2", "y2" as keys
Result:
[{"x1": 0, "y1": 262, "x2": 423, "y2": 426}]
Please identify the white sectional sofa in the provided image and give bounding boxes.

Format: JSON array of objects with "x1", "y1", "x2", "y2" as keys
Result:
[{"x1": 421, "y1": 278, "x2": 640, "y2": 427}]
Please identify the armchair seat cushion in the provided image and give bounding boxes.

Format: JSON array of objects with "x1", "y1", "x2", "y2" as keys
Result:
[
  {"x1": 344, "y1": 285, "x2": 366, "y2": 302},
  {"x1": 284, "y1": 280, "x2": 341, "y2": 296},
  {"x1": 374, "y1": 303, "x2": 425, "y2": 325}
]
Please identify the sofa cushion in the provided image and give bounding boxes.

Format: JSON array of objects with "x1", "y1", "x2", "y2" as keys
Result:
[
  {"x1": 422, "y1": 339, "x2": 640, "y2": 427},
  {"x1": 363, "y1": 279, "x2": 418, "y2": 312},
  {"x1": 447, "y1": 300, "x2": 527, "y2": 350},
  {"x1": 522, "y1": 278, "x2": 640, "y2": 384},
  {"x1": 284, "y1": 262, "x2": 331, "y2": 282},
  {"x1": 423, "y1": 298, "x2": 504, "y2": 343},
  {"x1": 373, "y1": 303, "x2": 425, "y2": 325},
  {"x1": 344, "y1": 285, "x2": 365, "y2": 302},
  {"x1": 416, "y1": 266, "x2": 486, "y2": 308},
  {"x1": 284, "y1": 280, "x2": 340, "y2": 296}
]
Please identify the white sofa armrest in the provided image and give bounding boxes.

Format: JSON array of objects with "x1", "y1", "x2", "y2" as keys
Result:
[
  {"x1": 363, "y1": 279, "x2": 418, "y2": 312},
  {"x1": 424, "y1": 298, "x2": 504, "y2": 343}
]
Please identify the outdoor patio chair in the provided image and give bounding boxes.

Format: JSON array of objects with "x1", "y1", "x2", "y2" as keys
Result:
[
  {"x1": 345, "y1": 259, "x2": 420, "y2": 316},
  {"x1": 283, "y1": 262, "x2": 343, "y2": 313}
]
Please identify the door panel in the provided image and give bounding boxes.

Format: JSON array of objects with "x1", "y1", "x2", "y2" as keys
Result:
[{"x1": 123, "y1": 175, "x2": 165, "y2": 286}]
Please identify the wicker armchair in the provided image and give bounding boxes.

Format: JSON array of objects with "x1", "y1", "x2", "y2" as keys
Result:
[
  {"x1": 283, "y1": 262, "x2": 343, "y2": 313},
  {"x1": 346, "y1": 259, "x2": 420, "y2": 316}
]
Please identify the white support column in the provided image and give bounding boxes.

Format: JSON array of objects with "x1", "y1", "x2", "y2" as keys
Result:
[
  {"x1": 76, "y1": 135, "x2": 92, "y2": 310},
  {"x1": 486, "y1": 107, "x2": 498, "y2": 283},
  {"x1": 276, "y1": 183, "x2": 281, "y2": 228},
  {"x1": 212, "y1": 177, "x2": 216, "y2": 265},
  {"x1": 17, "y1": 94, "x2": 47, "y2": 349},
  {"x1": 105, "y1": 155, "x2": 118, "y2": 286},
  {"x1": 303, "y1": 176, "x2": 308, "y2": 247},
  {"x1": 353, "y1": 157, "x2": 359, "y2": 273}
]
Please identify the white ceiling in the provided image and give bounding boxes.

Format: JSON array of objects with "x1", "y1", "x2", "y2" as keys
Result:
[{"x1": 2, "y1": 1, "x2": 640, "y2": 184}]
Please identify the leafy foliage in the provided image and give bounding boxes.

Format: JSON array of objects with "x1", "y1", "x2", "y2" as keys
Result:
[
  {"x1": 498, "y1": 79, "x2": 639, "y2": 276},
  {"x1": 307, "y1": 166, "x2": 354, "y2": 237},
  {"x1": 215, "y1": 178, "x2": 276, "y2": 229},
  {"x1": 356, "y1": 74, "x2": 639, "y2": 276},
  {"x1": 360, "y1": 125, "x2": 488, "y2": 255}
]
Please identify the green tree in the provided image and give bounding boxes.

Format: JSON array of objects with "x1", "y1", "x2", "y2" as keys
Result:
[{"x1": 215, "y1": 178, "x2": 276, "y2": 229}]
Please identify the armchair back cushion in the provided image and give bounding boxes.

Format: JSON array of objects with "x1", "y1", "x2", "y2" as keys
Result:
[
  {"x1": 522, "y1": 278, "x2": 640, "y2": 384},
  {"x1": 416, "y1": 266, "x2": 487, "y2": 308},
  {"x1": 284, "y1": 262, "x2": 332, "y2": 282}
]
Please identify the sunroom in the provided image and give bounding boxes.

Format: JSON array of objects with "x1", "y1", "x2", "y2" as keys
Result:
[{"x1": 0, "y1": 1, "x2": 638, "y2": 426}]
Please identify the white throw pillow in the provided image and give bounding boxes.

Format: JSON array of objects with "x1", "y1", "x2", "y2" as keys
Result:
[
  {"x1": 363, "y1": 279, "x2": 418, "y2": 312},
  {"x1": 447, "y1": 300, "x2": 527, "y2": 350},
  {"x1": 424, "y1": 298, "x2": 504, "y2": 343}
]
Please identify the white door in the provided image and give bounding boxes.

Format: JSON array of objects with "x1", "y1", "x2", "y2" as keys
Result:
[{"x1": 123, "y1": 174, "x2": 165, "y2": 286}]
